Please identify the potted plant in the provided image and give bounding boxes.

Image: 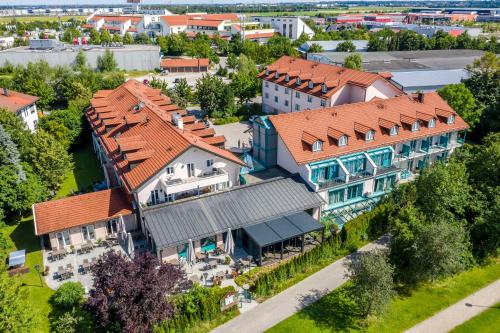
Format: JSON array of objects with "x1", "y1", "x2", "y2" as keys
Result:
[
  {"x1": 69, "y1": 245, "x2": 75, "y2": 254},
  {"x1": 224, "y1": 256, "x2": 231, "y2": 265},
  {"x1": 96, "y1": 238, "x2": 102, "y2": 247}
]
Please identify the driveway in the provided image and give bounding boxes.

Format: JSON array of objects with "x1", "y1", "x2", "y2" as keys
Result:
[
  {"x1": 211, "y1": 236, "x2": 390, "y2": 333},
  {"x1": 212, "y1": 121, "x2": 253, "y2": 152}
]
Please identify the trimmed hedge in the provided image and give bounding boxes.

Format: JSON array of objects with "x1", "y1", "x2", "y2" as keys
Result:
[{"x1": 340, "y1": 203, "x2": 390, "y2": 247}]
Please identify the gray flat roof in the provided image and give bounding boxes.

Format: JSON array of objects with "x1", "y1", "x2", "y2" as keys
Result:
[
  {"x1": 391, "y1": 69, "x2": 470, "y2": 91},
  {"x1": 243, "y1": 212, "x2": 323, "y2": 248},
  {"x1": 300, "y1": 40, "x2": 368, "y2": 52},
  {"x1": 143, "y1": 176, "x2": 324, "y2": 249}
]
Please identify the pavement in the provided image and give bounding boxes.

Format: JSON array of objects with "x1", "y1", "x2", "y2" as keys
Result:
[
  {"x1": 211, "y1": 236, "x2": 390, "y2": 333},
  {"x1": 405, "y1": 279, "x2": 500, "y2": 333},
  {"x1": 212, "y1": 121, "x2": 253, "y2": 152}
]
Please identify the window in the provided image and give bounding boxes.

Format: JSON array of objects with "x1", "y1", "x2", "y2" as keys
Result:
[
  {"x1": 447, "y1": 115, "x2": 455, "y2": 124},
  {"x1": 328, "y1": 189, "x2": 345, "y2": 205},
  {"x1": 166, "y1": 193, "x2": 175, "y2": 202},
  {"x1": 295, "y1": 91, "x2": 300, "y2": 98},
  {"x1": 338, "y1": 135, "x2": 347, "y2": 146},
  {"x1": 285, "y1": 88, "x2": 289, "y2": 95},
  {"x1": 370, "y1": 150, "x2": 392, "y2": 168},
  {"x1": 428, "y1": 118, "x2": 436, "y2": 128},
  {"x1": 285, "y1": 100, "x2": 289, "y2": 106},
  {"x1": 274, "y1": 96, "x2": 279, "y2": 103},
  {"x1": 295, "y1": 104, "x2": 300, "y2": 111},
  {"x1": 150, "y1": 190, "x2": 160, "y2": 205},
  {"x1": 265, "y1": 92, "x2": 269, "y2": 99},
  {"x1": 312, "y1": 140, "x2": 323, "y2": 152},
  {"x1": 165, "y1": 166, "x2": 174, "y2": 175},
  {"x1": 274, "y1": 72, "x2": 279, "y2": 79},
  {"x1": 265, "y1": 81, "x2": 269, "y2": 87},
  {"x1": 307, "y1": 95, "x2": 312, "y2": 103},
  {"x1": 285, "y1": 74, "x2": 290, "y2": 82},
  {"x1": 374, "y1": 178, "x2": 385, "y2": 192},
  {"x1": 320, "y1": 99, "x2": 326, "y2": 107},
  {"x1": 366, "y1": 130, "x2": 374, "y2": 141},
  {"x1": 81, "y1": 225, "x2": 95, "y2": 241},
  {"x1": 342, "y1": 155, "x2": 366, "y2": 175},
  {"x1": 321, "y1": 84, "x2": 327, "y2": 93},
  {"x1": 347, "y1": 183, "x2": 363, "y2": 200},
  {"x1": 107, "y1": 219, "x2": 118, "y2": 235},
  {"x1": 206, "y1": 159, "x2": 214, "y2": 167},
  {"x1": 56, "y1": 231, "x2": 71, "y2": 248},
  {"x1": 308, "y1": 81, "x2": 313, "y2": 89},
  {"x1": 187, "y1": 163, "x2": 195, "y2": 177},
  {"x1": 296, "y1": 78, "x2": 301, "y2": 85},
  {"x1": 274, "y1": 84, "x2": 278, "y2": 91},
  {"x1": 390, "y1": 125, "x2": 398, "y2": 136},
  {"x1": 265, "y1": 69, "x2": 270, "y2": 75},
  {"x1": 411, "y1": 121, "x2": 420, "y2": 132}
]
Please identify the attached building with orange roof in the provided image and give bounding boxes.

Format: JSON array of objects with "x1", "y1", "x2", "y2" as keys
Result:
[{"x1": 0, "y1": 87, "x2": 39, "y2": 132}]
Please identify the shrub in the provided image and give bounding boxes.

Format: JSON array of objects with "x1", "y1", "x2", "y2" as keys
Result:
[
  {"x1": 51, "y1": 282, "x2": 85, "y2": 309},
  {"x1": 340, "y1": 203, "x2": 390, "y2": 247}
]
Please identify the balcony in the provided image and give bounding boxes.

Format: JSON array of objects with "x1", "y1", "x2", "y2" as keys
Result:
[
  {"x1": 349, "y1": 171, "x2": 373, "y2": 182},
  {"x1": 318, "y1": 177, "x2": 346, "y2": 190},
  {"x1": 162, "y1": 169, "x2": 229, "y2": 195},
  {"x1": 376, "y1": 165, "x2": 401, "y2": 176}
]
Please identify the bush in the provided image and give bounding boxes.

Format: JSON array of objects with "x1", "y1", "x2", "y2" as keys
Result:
[
  {"x1": 340, "y1": 203, "x2": 390, "y2": 247},
  {"x1": 212, "y1": 116, "x2": 243, "y2": 125},
  {"x1": 51, "y1": 282, "x2": 85, "y2": 309}
]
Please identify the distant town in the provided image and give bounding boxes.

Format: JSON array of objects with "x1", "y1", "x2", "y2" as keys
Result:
[{"x1": 0, "y1": 1, "x2": 498, "y2": 333}]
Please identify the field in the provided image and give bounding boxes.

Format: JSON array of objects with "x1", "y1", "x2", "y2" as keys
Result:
[
  {"x1": 0, "y1": 15, "x2": 86, "y2": 23},
  {"x1": 267, "y1": 260, "x2": 500, "y2": 333},
  {"x1": 248, "y1": 6, "x2": 412, "y2": 17}
]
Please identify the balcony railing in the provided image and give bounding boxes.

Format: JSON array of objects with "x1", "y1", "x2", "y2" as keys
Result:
[
  {"x1": 164, "y1": 169, "x2": 227, "y2": 186},
  {"x1": 349, "y1": 171, "x2": 373, "y2": 182},
  {"x1": 318, "y1": 177, "x2": 346, "y2": 190},
  {"x1": 376, "y1": 165, "x2": 400, "y2": 176}
]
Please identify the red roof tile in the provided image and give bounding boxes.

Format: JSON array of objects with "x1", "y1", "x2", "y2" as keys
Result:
[
  {"x1": 245, "y1": 32, "x2": 276, "y2": 39},
  {"x1": 0, "y1": 89, "x2": 39, "y2": 113},
  {"x1": 327, "y1": 127, "x2": 346, "y2": 140},
  {"x1": 187, "y1": 19, "x2": 224, "y2": 27},
  {"x1": 160, "y1": 58, "x2": 209, "y2": 68},
  {"x1": 302, "y1": 131, "x2": 320, "y2": 145},
  {"x1": 202, "y1": 135, "x2": 226, "y2": 146},
  {"x1": 191, "y1": 128, "x2": 215, "y2": 138},
  {"x1": 269, "y1": 92, "x2": 469, "y2": 165},
  {"x1": 33, "y1": 189, "x2": 133, "y2": 235}
]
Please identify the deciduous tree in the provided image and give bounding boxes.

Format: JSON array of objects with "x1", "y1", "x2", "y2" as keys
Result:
[
  {"x1": 97, "y1": 49, "x2": 117, "y2": 72},
  {"x1": 438, "y1": 83, "x2": 482, "y2": 128},
  {"x1": 344, "y1": 53, "x2": 362, "y2": 70},
  {"x1": 335, "y1": 40, "x2": 355, "y2": 52}
]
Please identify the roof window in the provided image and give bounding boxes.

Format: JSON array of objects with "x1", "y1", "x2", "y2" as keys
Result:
[
  {"x1": 365, "y1": 130, "x2": 374, "y2": 142},
  {"x1": 312, "y1": 140, "x2": 323, "y2": 152},
  {"x1": 447, "y1": 114, "x2": 455, "y2": 124},
  {"x1": 338, "y1": 135, "x2": 348, "y2": 147},
  {"x1": 308, "y1": 81, "x2": 314, "y2": 89},
  {"x1": 412, "y1": 121, "x2": 420, "y2": 132},
  {"x1": 428, "y1": 118, "x2": 436, "y2": 128},
  {"x1": 390, "y1": 125, "x2": 398, "y2": 136},
  {"x1": 296, "y1": 78, "x2": 301, "y2": 85},
  {"x1": 285, "y1": 74, "x2": 290, "y2": 82},
  {"x1": 274, "y1": 72, "x2": 279, "y2": 79},
  {"x1": 321, "y1": 84, "x2": 327, "y2": 93}
]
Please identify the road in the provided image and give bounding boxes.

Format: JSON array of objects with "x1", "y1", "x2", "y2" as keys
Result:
[
  {"x1": 211, "y1": 236, "x2": 390, "y2": 333},
  {"x1": 405, "y1": 279, "x2": 500, "y2": 333}
]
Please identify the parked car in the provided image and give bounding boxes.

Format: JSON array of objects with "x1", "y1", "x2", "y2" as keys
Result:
[{"x1": 159, "y1": 70, "x2": 169, "y2": 76}]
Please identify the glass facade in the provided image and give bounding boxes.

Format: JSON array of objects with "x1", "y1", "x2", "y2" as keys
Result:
[
  {"x1": 347, "y1": 183, "x2": 363, "y2": 200},
  {"x1": 311, "y1": 163, "x2": 339, "y2": 183},
  {"x1": 341, "y1": 155, "x2": 366, "y2": 175},
  {"x1": 328, "y1": 188, "x2": 345, "y2": 205},
  {"x1": 369, "y1": 149, "x2": 392, "y2": 168}
]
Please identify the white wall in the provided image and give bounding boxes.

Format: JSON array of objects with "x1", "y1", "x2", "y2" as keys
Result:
[
  {"x1": 136, "y1": 146, "x2": 241, "y2": 205},
  {"x1": 251, "y1": 17, "x2": 314, "y2": 40},
  {"x1": 17, "y1": 103, "x2": 38, "y2": 132},
  {"x1": 276, "y1": 136, "x2": 312, "y2": 185},
  {"x1": 365, "y1": 79, "x2": 400, "y2": 101}
]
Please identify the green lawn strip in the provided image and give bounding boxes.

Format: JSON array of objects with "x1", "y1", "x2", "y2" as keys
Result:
[
  {"x1": 449, "y1": 301, "x2": 500, "y2": 333},
  {"x1": 0, "y1": 15, "x2": 86, "y2": 23},
  {"x1": 1, "y1": 217, "x2": 54, "y2": 333},
  {"x1": 56, "y1": 141, "x2": 104, "y2": 198},
  {"x1": 267, "y1": 260, "x2": 500, "y2": 333},
  {"x1": 181, "y1": 307, "x2": 239, "y2": 333}
]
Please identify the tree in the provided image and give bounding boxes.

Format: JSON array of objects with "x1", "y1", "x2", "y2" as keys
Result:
[
  {"x1": 231, "y1": 71, "x2": 259, "y2": 104},
  {"x1": 0, "y1": 124, "x2": 25, "y2": 182},
  {"x1": 166, "y1": 33, "x2": 188, "y2": 56},
  {"x1": 433, "y1": 30, "x2": 456, "y2": 50},
  {"x1": 89, "y1": 28, "x2": 100, "y2": 45},
  {"x1": 73, "y1": 50, "x2": 87, "y2": 71},
  {"x1": 0, "y1": 265, "x2": 38, "y2": 332},
  {"x1": 134, "y1": 33, "x2": 151, "y2": 45},
  {"x1": 51, "y1": 282, "x2": 85, "y2": 310},
  {"x1": 123, "y1": 32, "x2": 133, "y2": 45},
  {"x1": 456, "y1": 31, "x2": 473, "y2": 49},
  {"x1": 96, "y1": 49, "x2": 117, "y2": 72},
  {"x1": 25, "y1": 130, "x2": 73, "y2": 190},
  {"x1": 169, "y1": 78, "x2": 192, "y2": 109},
  {"x1": 226, "y1": 53, "x2": 238, "y2": 72},
  {"x1": 100, "y1": 30, "x2": 112, "y2": 44},
  {"x1": 438, "y1": 83, "x2": 482, "y2": 128},
  {"x1": 11, "y1": 61, "x2": 56, "y2": 110},
  {"x1": 336, "y1": 40, "x2": 356, "y2": 52},
  {"x1": 112, "y1": 33, "x2": 122, "y2": 43},
  {"x1": 195, "y1": 74, "x2": 225, "y2": 117},
  {"x1": 308, "y1": 43, "x2": 324, "y2": 53},
  {"x1": 86, "y1": 251, "x2": 189, "y2": 333},
  {"x1": 346, "y1": 250, "x2": 395, "y2": 317},
  {"x1": 267, "y1": 35, "x2": 298, "y2": 60},
  {"x1": 344, "y1": 53, "x2": 362, "y2": 70}
]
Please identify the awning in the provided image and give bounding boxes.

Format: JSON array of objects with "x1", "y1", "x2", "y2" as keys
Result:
[
  {"x1": 243, "y1": 212, "x2": 324, "y2": 248},
  {"x1": 8, "y1": 249, "x2": 26, "y2": 267}
]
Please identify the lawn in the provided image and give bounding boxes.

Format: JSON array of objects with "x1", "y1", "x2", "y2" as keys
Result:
[
  {"x1": 56, "y1": 140, "x2": 104, "y2": 198},
  {"x1": 267, "y1": 260, "x2": 500, "y2": 333},
  {"x1": 0, "y1": 15, "x2": 86, "y2": 23},
  {"x1": 450, "y1": 301, "x2": 500, "y2": 333},
  {"x1": 247, "y1": 6, "x2": 411, "y2": 17}
]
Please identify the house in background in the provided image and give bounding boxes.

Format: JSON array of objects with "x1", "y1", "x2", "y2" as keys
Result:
[
  {"x1": 299, "y1": 40, "x2": 369, "y2": 54},
  {"x1": 251, "y1": 16, "x2": 315, "y2": 40},
  {"x1": 258, "y1": 56, "x2": 402, "y2": 114},
  {"x1": 0, "y1": 87, "x2": 39, "y2": 132},
  {"x1": 160, "y1": 58, "x2": 209, "y2": 73}
]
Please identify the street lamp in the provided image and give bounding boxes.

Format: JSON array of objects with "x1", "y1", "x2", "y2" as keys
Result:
[{"x1": 34, "y1": 264, "x2": 43, "y2": 287}]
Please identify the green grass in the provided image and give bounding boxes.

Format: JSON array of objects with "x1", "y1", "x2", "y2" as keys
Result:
[
  {"x1": 247, "y1": 7, "x2": 411, "y2": 17},
  {"x1": 1, "y1": 217, "x2": 54, "y2": 333},
  {"x1": 0, "y1": 15, "x2": 86, "y2": 23},
  {"x1": 56, "y1": 141, "x2": 104, "y2": 198},
  {"x1": 450, "y1": 302, "x2": 500, "y2": 333},
  {"x1": 267, "y1": 260, "x2": 500, "y2": 333}
]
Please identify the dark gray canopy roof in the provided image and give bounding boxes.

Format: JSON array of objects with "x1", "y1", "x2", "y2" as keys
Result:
[
  {"x1": 243, "y1": 212, "x2": 323, "y2": 248},
  {"x1": 143, "y1": 176, "x2": 324, "y2": 249}
]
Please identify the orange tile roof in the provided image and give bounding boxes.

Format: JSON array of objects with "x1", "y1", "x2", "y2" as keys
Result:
[
  {"x1": 327, "y1": 127, "x2": 346, "y2": 140},
  {"x1": 202, "y1": 135, "x2": 226, "y2": 146},
  {"x1": 94, "y1": 15, "x2": 142, "y2": 24},
  {"x1": 160, "y1": 58, "x2": 209, "y2": 68},
  {"x1": 161, "y1": 13, "x2": 238, "y2": 27},
  {"x1": 269, "y1": 92, "x2": 469, "y2": 165},
  {"x1": 245, "y1": 32, "x2": 276, "y2": 39},
  {"x1": 94, "y1": 90, "x2": 113, "y2": 98},
  {"x1": 191, "y1": 128, "x2": 215, "y2": 138},
  {"x1": 258, "y1": 56, "x2": 402, "y2": 99},
  {"x1": 191, "y1": 13, "x2": 239, "y2": 21},
  {"x1": 0, "y1": 88, "x2": 39, "y2": 113},
  {"x1": 86, "y1": 80, "x2": 244, "y2": 193},
  {"x1": 302, "y1": 131, "x2": 320, "y2": 145},
  {"x1": 103, "y1": 25, "x2": 121, "y2": 31},
  {"x1": 187, "y1": 19, "x2": 224, "y2": 27},
  {"x1": 33, "y1": 189, "x2": 133, "y2": 235},
  {"x1": 161, "y1": 15, "x2": 189, "y2": 26}
]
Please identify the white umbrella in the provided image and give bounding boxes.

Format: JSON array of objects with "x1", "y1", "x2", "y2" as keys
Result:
[
  {"x1": 127, "y1": 232, "x2": 134, "y2": 256},
  {"x1": 186, "y1": 239, "x2": 195, "y2": 266},
  {"x1": 212, "y1": 161, "x2": 226, "y2": 169},
  {"x1": 224, "y1": 228, "x2": 235, "y2": 255}
]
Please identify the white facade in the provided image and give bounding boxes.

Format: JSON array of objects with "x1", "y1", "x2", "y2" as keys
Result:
[
  {"x1": 251, "y1": 16, "x2": 314, "y2": 40},
  {"x1": 17, "y1": 103, "x2": 38, "y2": 132},
  {"x1": 262, "y1": 78, "x2": 399, "y2": 114}
]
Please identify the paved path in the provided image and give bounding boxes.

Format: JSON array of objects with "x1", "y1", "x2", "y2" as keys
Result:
[
  {"x1": 211, "y1": 236, "x2": 389, "y2": 333},
  {"x1": 405, "y1": 279, "x2": 500, "y2": 333}
]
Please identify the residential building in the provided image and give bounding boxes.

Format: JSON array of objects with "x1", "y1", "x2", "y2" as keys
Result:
[
  {"x1": 159, "y1": 13, "x2": 240, "y2": 38},
  {"x1": 254, "y1": 92, "x2": 468, "y2": 224},
  {"x1": 0, "y1": 88, "x2": 39, "y2": 131},
  {"x1": 258, "y1": 56, "x2": 402, "y2": 114},
  {"x1": 160, "y1": 58, "x2": 209, "y2": 73},
  {"x1": 83, "y1": 14, "x2": 144, "y2": 36},
  {"x1": 251, "y1": 16, "x2": 314, "y2": 40}
]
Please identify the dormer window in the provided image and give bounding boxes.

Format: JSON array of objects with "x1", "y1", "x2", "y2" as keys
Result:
[
  {"x1": 390, "y1": 125, "x2": 398, "y2": 136},
  {"x1": 265, "y1": 69, "x2": 270, "y2": 76},
  {"x1": 296, "y1": 78, "x2": 301, "y2": 85},
  {"x1": 312, "y1": 140, "x2": 323, "y2": 152},
  {"x1": 321, "y1": 84, "x2": 327, "y2": 93},
  {"x1": 428, "y1": 118, "x2": 436, "y2": 128},
  {"x1": 285, "y1": 74, "x2": 290, "y2": 82},
  {"x1": 447, "y1": 115, "x2": 455, "y2": 124},
  {"x1": 274, "y1": 72, "x2": 279, "y2": 79},
  {"x1": 338, "y1": 135, "x2": 348, "y2": 146},
  {"x1": 366, "y1": 130, "x2": 374, "y2": 141},
  {"x1": 411, "y1": 121, "x2": 420, "y2": 132},
  {"x1": 308, "y1": 81, "x2": 313, "y2": 89}
]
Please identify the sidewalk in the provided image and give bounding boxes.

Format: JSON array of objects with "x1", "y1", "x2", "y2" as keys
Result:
[
  {"x1": 405, "y1": 279, "x2": 500, "y2": 333},
  {"x1": 211, "y1": 236, "x2": 389, "y2": 333}
]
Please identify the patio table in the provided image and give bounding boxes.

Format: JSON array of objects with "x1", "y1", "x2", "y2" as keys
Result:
[
  {"x1": 82, "y1": 259, "x2": 90, "y2": 273},
  {"x1": 57, "y1": 266, "x2": 66, "y2": 279},
  {"x1": 195, "y1": 252, "x2": 206, "y2": 262}
]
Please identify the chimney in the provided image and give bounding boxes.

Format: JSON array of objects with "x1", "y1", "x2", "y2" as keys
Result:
[
  {"x1": 3, "y1": 88, "x2": 9, "y2": 96},
  {"x1": 417, "y1": 92, "x2": 424, "y2": 103},
  {"x1": 177, "y1": 118, "x2": 184, "y2": 130}
]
